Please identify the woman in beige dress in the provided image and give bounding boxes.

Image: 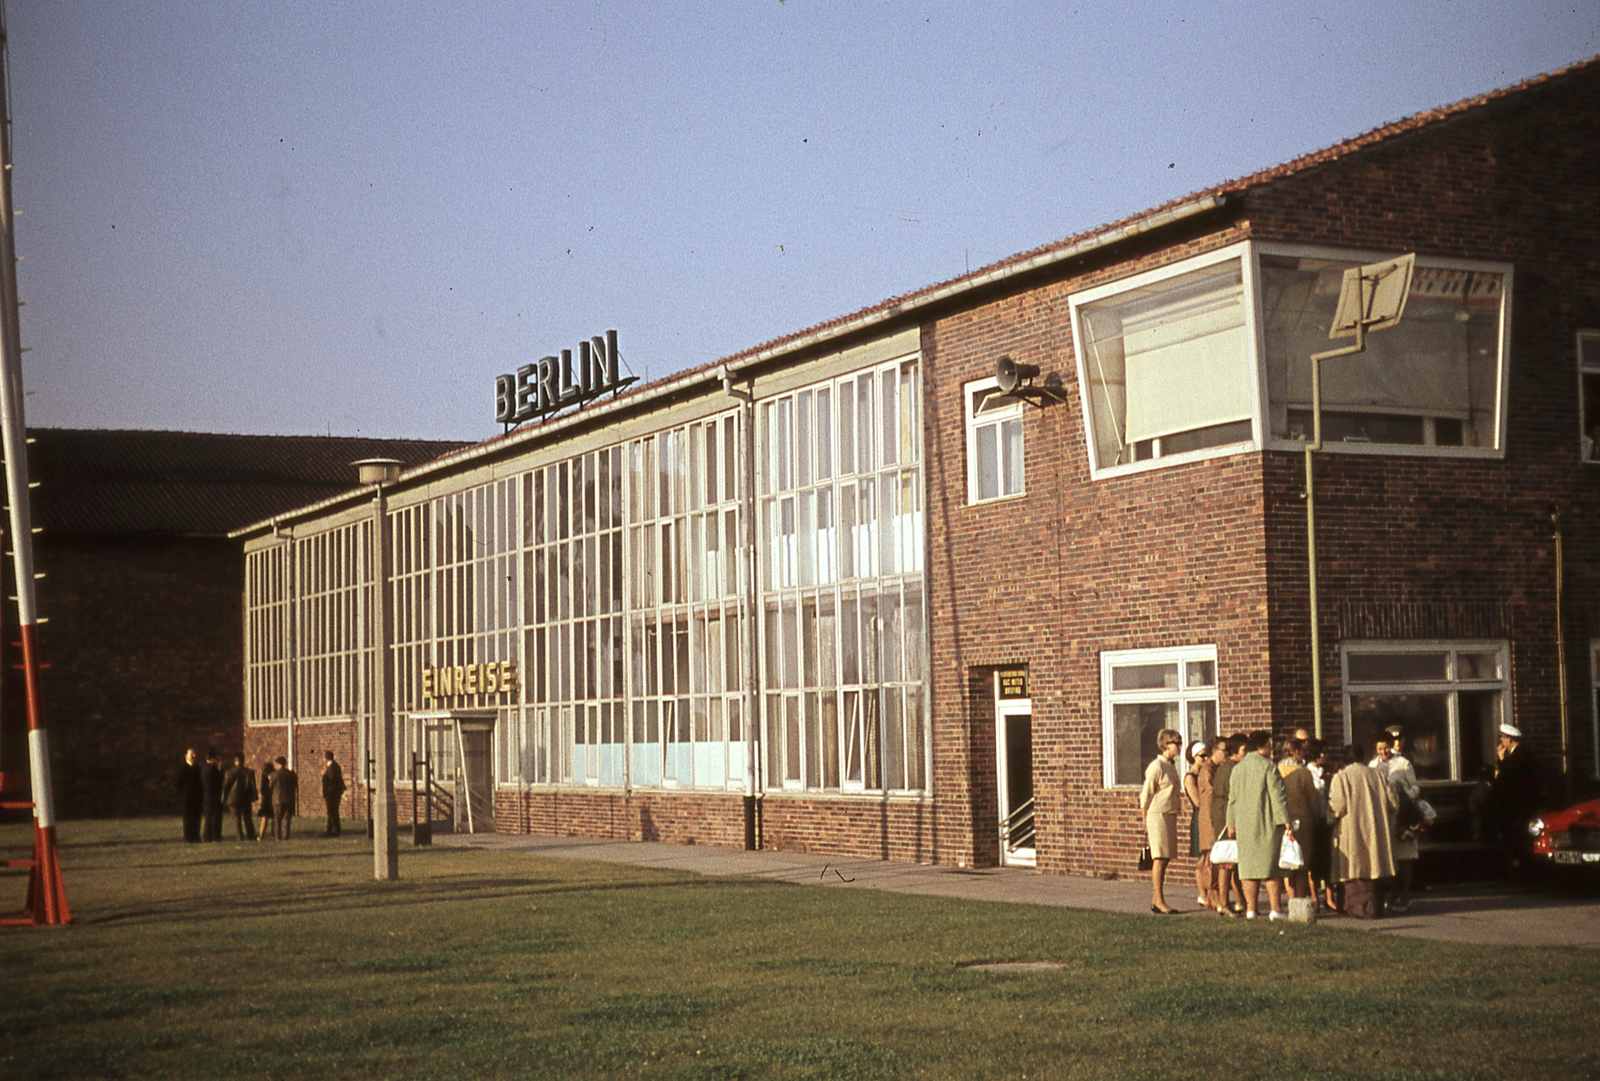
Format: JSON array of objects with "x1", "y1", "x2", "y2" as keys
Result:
[
  {"x1": 1140, "y1": 728, "x2": 1184, "y2": 913},
  {"x1": 1183, "y1": 740, "x2": 1217, "y2": 910}
]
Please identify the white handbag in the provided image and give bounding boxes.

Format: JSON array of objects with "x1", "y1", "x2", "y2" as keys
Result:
[
  {"x1": 1279, "y1": 832, "x2": 1305, "y2": 871},
  {"x1": 1209, "y1": 838, "x2": 1239, "y2": 865}
]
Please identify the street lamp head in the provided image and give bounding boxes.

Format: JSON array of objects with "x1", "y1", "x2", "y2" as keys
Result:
[{"x1": 353, "y1": 458, "x2": 403, "y2": 486}]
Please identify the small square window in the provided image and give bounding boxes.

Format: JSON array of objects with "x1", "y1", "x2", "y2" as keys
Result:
[
  {"x1": 965, "y1": 378, "x2": 1024, "y2": 503},
  {"x1": 1102, "y1": 646, "x2": 1219, "y2": 787}
]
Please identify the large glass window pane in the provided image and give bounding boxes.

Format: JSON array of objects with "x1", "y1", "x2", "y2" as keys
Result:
[
  {"x1": 1112, "y1": 663, "x2": 1179, "y2": 691},
  {"x1": 821, "y1": 692, "x2": 840, "y2": 788},
  {"x1": 704, "y1": 420, "x2": 719, "y2": 506},
  {"x1": 1456, "y1": 652, "x2": 1502, "y2": 681},
  {"x1": 975, "y1": 424, "x2": 999, "y2": 502},
  {"x1": 1078, "y1": 259, "x2": 1252, "y2": 469},
  {"x1": 1001, "y1": 418, "x2": 1023, "y2": 495},
  {"x1": 1349, "y1": 692, "x2": 1451, "y2": 781},
  {"x1": 816, "y1": 388, "x2": 833, "y2": 480},
  {"x1": 838, "y1": 384, "x2": 854, "y2": 478},
  {"x1": 1347, "y1": 652, "x2": 1449, "y2": 683},
  {"x1": 1113, "y1": 701, "x2": 1179, "y2": 786},
  {"x1": 1263, "y1": 255, "x2": 1505, "y2": 449},
  {"x1": 797, "y1": 390, "x2": 813, "y2": 487},
  {"x1": 856, "y1": 374, "x2": 874, "y2": 475}
]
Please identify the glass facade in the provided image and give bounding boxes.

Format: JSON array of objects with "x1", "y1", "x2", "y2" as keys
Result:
[{"x1": 243, "y1": 353, "x2": 928, "y2": 797}]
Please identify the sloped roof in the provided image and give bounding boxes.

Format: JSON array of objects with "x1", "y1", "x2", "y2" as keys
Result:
[
  {"x1": 700, "y1": 56, "x2": 1600, "y2": 376},
  {"x1": 26, "y1": 428, "x2": 468, "y2": 537},
  {"x1": 241, "y1": 55, "x2": 1600, "y2": 531}
]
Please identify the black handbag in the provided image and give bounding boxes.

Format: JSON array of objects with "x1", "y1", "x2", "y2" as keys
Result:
[
  {"x1": 1138, "y1": 846, "x2": 1154, "y2": 871},
  {"x1": 1396, "y1": 789, "x2": 1427, "y2": 832}
]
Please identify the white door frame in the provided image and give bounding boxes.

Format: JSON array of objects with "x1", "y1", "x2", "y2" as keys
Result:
[{"x1": 995, "y1": 684, "x2": 1035, "y2": 868}]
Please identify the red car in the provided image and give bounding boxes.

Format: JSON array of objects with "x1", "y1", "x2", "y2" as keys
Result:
[{"x1": 1528, "y1": 799, "x2": 1600, "y2": 869}]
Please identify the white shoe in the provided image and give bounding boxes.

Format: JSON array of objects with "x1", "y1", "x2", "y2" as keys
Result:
[
  {"x1": 1268, "y1": 910, "x2": 1286, "y2": 921},
  {"x1": 1245, "y1": 909, "x2": 1256, "y2": 920},
  {"x1": 1197, "y1": 895, "x2": 1207, "y2": 906}
]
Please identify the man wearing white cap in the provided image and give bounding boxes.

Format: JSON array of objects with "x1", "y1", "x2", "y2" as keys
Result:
[{"x1": 1490, "y1": 723, "x2": 1538, "y2": 877}]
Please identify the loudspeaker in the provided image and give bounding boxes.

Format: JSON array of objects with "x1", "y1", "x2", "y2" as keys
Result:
[{"x1": 995, "y1": 355, "x2": 1040, "y2": 394}]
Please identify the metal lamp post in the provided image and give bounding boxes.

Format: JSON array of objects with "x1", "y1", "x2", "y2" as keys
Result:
[{"x1": 356, "y1": 459, "x2": 402, "y2": 880}]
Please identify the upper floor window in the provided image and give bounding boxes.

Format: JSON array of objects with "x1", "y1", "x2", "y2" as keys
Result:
[
  {"x1": 965, "y1": 378, "x2": 1024, "y2": 502},
  {"x1": 1073, "y1": 247, "x2": 1257, "y2": 475},
  {"x1": 1069, "y1": 242, "x2": 1512, "y2": 479},
  {"x1": 1262, "y1": 254, "x2": 1507, "y2": 452},
  {"x1": 1580, "y1": 331, "x2": 1600, "y2": 463}
]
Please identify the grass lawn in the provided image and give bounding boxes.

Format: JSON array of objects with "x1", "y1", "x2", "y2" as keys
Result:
[{"x1": 1, "y1": 820, "x2": 1596, "y2": 1080}]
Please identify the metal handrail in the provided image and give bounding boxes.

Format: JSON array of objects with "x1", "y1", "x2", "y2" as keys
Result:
[{"x1": 1003, "y1": 797, "x2": 1036, "y2": 850}]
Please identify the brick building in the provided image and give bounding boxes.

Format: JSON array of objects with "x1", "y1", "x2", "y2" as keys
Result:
[
  {"x1": 235, "y1": 58, "x2": 1599, "y2": 877},
  {"x1": 4, "y1": 429, "x2": 465, "y2": 818}
]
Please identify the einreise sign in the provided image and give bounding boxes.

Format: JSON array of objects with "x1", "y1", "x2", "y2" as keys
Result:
[{"x1": 494, "y1": 329, "x2": 637, "y2": 424}]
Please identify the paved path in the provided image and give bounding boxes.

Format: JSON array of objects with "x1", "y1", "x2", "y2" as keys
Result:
[{"x1": 440, "y1": 833, "x2": 1600, "y2": 950}]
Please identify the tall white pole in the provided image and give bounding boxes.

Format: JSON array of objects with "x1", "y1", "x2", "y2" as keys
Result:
[
  {"x1": 371, "y1": 482, "x2": 399, "y2": 879},
  {"x1": 0, "y1": 8, "x2": 70, "y2": 923}
]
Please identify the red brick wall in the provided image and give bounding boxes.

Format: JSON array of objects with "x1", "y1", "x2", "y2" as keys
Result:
[
  {"x1": 243, "y1": 720, "x2": 359, "y2": 823},
  {"x1": 26, "y1": 537, "x2": 245, "y2": 818}
]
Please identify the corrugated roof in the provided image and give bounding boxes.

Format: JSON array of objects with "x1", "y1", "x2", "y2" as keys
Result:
[{"x1": 25, "y1": 428, "x2": 469, "y2": 537}]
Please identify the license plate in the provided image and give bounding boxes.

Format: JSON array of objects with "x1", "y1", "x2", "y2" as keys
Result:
[{"x1": 1551, "y1": 851, "x2": 1600, "y2": 864}]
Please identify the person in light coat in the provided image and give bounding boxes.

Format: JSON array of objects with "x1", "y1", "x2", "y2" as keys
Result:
[
  {"x1": 1373, "y1": 729, "x2": 1422, "y2": 912},
  {"x1": 1139, "y1": 728, "x2": 1184, "y2": 914},
  {"x1": 1328, "y1": 745, "x2": 1398, "y2": 886}
]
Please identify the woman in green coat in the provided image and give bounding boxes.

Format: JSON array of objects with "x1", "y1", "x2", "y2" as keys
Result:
[{"x1": 1226, "y1": 730, "x2": 1291, "y2": 920}]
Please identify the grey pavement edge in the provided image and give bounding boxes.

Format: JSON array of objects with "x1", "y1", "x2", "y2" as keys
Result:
[{"x1": 437, "y1": 834, "x2": 1600, "y2": 951}]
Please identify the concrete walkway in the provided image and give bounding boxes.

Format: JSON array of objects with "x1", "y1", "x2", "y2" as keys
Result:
[{"x1": 439, "y1": 833, "x2": 1600, "y2": 950}]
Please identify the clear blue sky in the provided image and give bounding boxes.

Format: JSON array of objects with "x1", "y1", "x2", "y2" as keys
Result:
[{"x1": 7, "y1": 1, "x2": 1596, "y2": 442}]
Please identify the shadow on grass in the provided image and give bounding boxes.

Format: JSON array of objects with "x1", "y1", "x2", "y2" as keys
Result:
[{"x1": 78, "y1": 870, "x2": 730, "y2": 927}]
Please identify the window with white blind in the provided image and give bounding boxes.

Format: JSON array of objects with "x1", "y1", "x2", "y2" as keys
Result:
[{"x1": 1072, "y1": 246, "x2": 1257, "y2": 474}]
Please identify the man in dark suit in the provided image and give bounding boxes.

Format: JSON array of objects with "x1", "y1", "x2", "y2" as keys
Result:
[
  {"x1": 176, "y1": 748, "x2": 203, "y2": 843},
  {"x1": 321, "y1": 751, "x2": 346, "y2": 837},
  {"x1": 222, "y1": 754, "x2": 255, "y2": 841},
  {"x1": 201, "y1": 750, "x2": 226, "y2": 842},
  {"x1": 272, "y1": 756, "x2": 298, "y2": 840},
  {"x1": 1491, "y1": 723, "x2": 1538, "y2": 877}
]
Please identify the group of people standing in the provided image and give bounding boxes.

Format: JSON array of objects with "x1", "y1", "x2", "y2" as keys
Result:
[
  {"x1": 1140, "y1": 721, "x2": 1539, "y2": 919},
  {"x1": 176, "y1": 748, "x2": 347, "y2": 842}
]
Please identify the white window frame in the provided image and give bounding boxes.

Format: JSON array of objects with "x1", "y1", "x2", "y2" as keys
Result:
[
  {"x1": 1579, "y1": 330, "x2": 1600, "y2": 464},
  {"x1": 1256, "y1": 243, "x2": 1513, "y2": 460},
  {"x1": 964, "y1": 376, "x2": 1025, "y2": 503},
  {"x1": 1100, "y1": 645, "x2": 1219, "y2": 789},
  {"x1": 1340, "y1": 640, "x2": 1510, "y2": 784},
  {"x1": 1070, "y1": 242, "x2": 1262, "y2": 480}
]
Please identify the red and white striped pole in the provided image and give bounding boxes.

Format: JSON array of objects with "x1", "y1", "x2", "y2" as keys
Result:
[{"x1": 0, "y1": 9, "x2": 70, "y2": 926}]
